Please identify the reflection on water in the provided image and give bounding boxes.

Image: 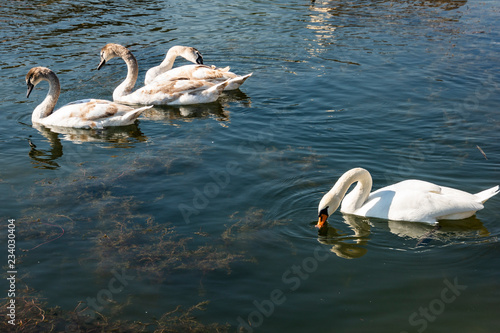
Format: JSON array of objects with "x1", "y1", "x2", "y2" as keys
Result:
[
  {"x1": 318, "y1": 214, "x2": 491, "y2": 259},
  {"x1": 32, "y1": 123, "x2": 148, "y2": 144},
  {"x1": 28, "y1": 123, "x2": 148, "y2": 169},
  {"x1": 317, "y1": 215, "x2": 370, "y2": 259},
  {"x1": 28, "y1": 130, "x2": 62, "y2": 170},
  {"x1": 132, "y1": 86, "x2": 250, "y2": 125},
  {"x1": 306, "y1": 0, "x2": 468, "y2": 59},
  {"x1": 26, "y1": 85, "x2": 250, "y2": 169},
  {"x1": 143, "y1": 103, "x2": 230, "y2": 124}
]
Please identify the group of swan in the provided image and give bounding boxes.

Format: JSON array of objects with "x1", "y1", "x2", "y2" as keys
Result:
[
  {"x1": 24, "y1": 46, "x2": 497, "y2": 227},
  {"x1": 317, "y1": 168, "x2": 499, "y2": 228},
  {"x1": 97, "y1": 43, "x2": 252, "y2": 106},
  {"x1": 26, "y1": 44, "x2": 252, "y2": 129}
]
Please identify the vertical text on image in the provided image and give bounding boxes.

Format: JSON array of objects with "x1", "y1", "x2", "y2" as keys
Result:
[{"x1": 6, "y1": 218, "x2": 17, "y2": 326}]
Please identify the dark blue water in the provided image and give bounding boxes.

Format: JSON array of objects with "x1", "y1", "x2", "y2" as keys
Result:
[{"x1": 1, "y1": 0, "x2": 499, "y2": 332}]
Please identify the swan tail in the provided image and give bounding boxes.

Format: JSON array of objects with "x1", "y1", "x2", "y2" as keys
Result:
[
  {"x1": 224, "y1": 73, "x2": 253, "y2": 90},
  {"x1": 204, "y1": 80, "x2": 230, "y2": 96},
  {"x1": 122, "y1": 105, "x2": 153, "y2": 122},
  {"x1": 474, "y1": 185, "x2": 500, "y2": 203}
]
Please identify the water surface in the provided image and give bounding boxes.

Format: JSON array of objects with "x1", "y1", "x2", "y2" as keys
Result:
[{"x1": 1, "y1": 0, "x2": 499, "y2": 332}]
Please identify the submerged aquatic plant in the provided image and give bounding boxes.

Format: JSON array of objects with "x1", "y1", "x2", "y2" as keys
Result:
[
  {"x1": 222, "y1": 207, "x2": 288, "y2": 242},
  {"x1": 0, "y1": 282, "x2": 229, "y2": 332}
]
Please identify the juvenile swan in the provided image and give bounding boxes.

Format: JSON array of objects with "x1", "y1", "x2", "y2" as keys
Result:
[
  {"x1": 98, "y1": 43, "x2": 246, "y2": 105},
  {"x1": 26, "y1": 67, "x2": 152, "y2": 129},
  {"x1": 144, "y1": 46, "x2": 252, "y2": 90},
  {"x1": 317, "y1": 167, "x2": 499, "y2": 228},
  {"x1": 144, "y1": 45, "x2": 204, "y2": 85}
]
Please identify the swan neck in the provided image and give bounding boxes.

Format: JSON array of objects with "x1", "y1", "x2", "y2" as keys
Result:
[
  {"x1": 32, "y1": 73, "x2": 60, "y2": 123},
  {"x1": 326, "y1": 168, "x2": 373, "y2": 213},
  {"x1": 114, "y1": 48, "x2": 139, "y2": 100},
  {"x1": 159, "y1": 47, "x2": 180, "y2": 71}
]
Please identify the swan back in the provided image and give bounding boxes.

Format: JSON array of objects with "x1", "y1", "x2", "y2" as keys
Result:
[{"x1": 122, "y1": 77, "x2": 230, "y2": 106}]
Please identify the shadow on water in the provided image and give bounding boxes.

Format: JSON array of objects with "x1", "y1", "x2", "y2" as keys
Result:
[{"x1": 317, "y1": 214, "x2": 492, "y2": 259}]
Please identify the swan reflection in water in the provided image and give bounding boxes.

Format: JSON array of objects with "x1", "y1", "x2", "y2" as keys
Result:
[
  {"x1": 28, "y1": 123, "x2": 148, "y2": 169},
  {"x1": 317, "y1": 214, "x2": 491, "y2": 260},
  {"x1": 141, "y1": 89, "x2": 251, "y2": 126}
]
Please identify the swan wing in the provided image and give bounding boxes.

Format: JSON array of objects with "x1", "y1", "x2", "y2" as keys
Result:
[
  {"x1": 57, "y1": 99, "x2": 132, "y2": 120},
  {"x1": 45, "y1": 99, "x2": 150, "y2": 128},
  {"x1": 120, "y1": 79, "x2": 226, "y2": 105},
  {"x1": 152, "y1": 65, "x2": 237, "y2": 83},
  {"x1": 355, "y1": 180, "x2": 486, "y2": 224}
]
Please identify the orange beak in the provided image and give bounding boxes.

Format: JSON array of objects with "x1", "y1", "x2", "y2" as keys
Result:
[{"x1": 316, "y1": 213, "x2": 328, "y2": 229}]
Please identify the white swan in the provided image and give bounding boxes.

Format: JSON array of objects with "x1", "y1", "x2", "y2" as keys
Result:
[
  {"x1": 144, "y1": 45, "x2": 204, "y2": 85},
  {"x1": 97, "y1": 43, "x2": 250, "y2": 106},
  {"x1": 26, "y1": 67, "x2": 152, "y2": 129},
  {"x1": 144, "y1": 46, "x2": 252, "y2": 90},
  {"x1": 317, "y1": 167, "x2": 499, "y2": 228}
]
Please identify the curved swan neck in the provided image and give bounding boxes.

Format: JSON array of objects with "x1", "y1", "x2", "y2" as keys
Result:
[
  {"x1": 31, "y1": 69, "x2": 60, "y2": 122},
  {"x1": 113, "y1": 45, "x2": 139, "y2": 100},
  {"x1": 144, "y1": 46, "x2": 197, "y2": 85},
  {"x1": 320, "y1": 168, "x2": 373, "y2": 215},
  {"x1": 159, "y1": 46, "x2": 184, "y2": 71}
]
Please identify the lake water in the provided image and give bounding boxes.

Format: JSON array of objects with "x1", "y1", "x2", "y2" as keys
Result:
[{"x1": 1, "y1": 0, "x2": 499, "y2": 332}]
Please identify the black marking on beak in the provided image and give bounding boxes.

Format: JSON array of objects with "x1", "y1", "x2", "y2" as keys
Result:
[
  {"x1": 196, "y1": 53, "x2": 203, "y2": 65},
  {"x1": 316, "y1": 207, "x2": 329, "y2": 229},
  {"x1": 318, "y1": 207, "x2": 329, "y2": 218},
  {"x1": 97, "y1": 58, "x2": 106, "y2": 70},
  {"x1": 26, "y1": 81, "x2": 34, "y2": 98}
]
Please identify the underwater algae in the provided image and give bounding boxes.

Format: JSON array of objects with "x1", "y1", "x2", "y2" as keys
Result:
[
  {"x1": 0, "y1": 282, "x2": 230, "y2": 333},
  {"x1": 5, "y1": 150, "x2": 276, "y2": 331},
  {"x1": 4, "y1": 124, "x2": 309, "y2": 331}
]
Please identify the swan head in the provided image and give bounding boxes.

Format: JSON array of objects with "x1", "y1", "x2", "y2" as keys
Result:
[
  {"x1": 316, "y1": 194, "x2": 341, "y2": 230},
  {"x1": 183, "y1": 47, "x2": 204, "y2": 65},
  {"x1": 168, "y1": 45, "x2": 204, "y2": 65},
  {"x1": 97, "y1": 43, "x2": 125, "y2": 70},
  {"x1": 316, "y1": 168, "x2": 372, "y2": 230},
  {"x1": 192, "y1": 48, "x2": 204, "y2": 64},
  {"x1": 25, "y1": 67, "x2": 55, "y2": 98}
]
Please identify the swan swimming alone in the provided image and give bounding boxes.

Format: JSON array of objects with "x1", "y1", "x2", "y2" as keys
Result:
[
  {"x1": 144, "y1": 45, "x2": 252, "y2": 90},
  {"x1": 97, "y1": 43, "x2": 251, "y2": 105},
  {"x1": 317, "y1": 167, "x2": 499, "y2": 228},
  {"x1": 26, "y1": 67, "x2": 152, "y2": 129}
]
